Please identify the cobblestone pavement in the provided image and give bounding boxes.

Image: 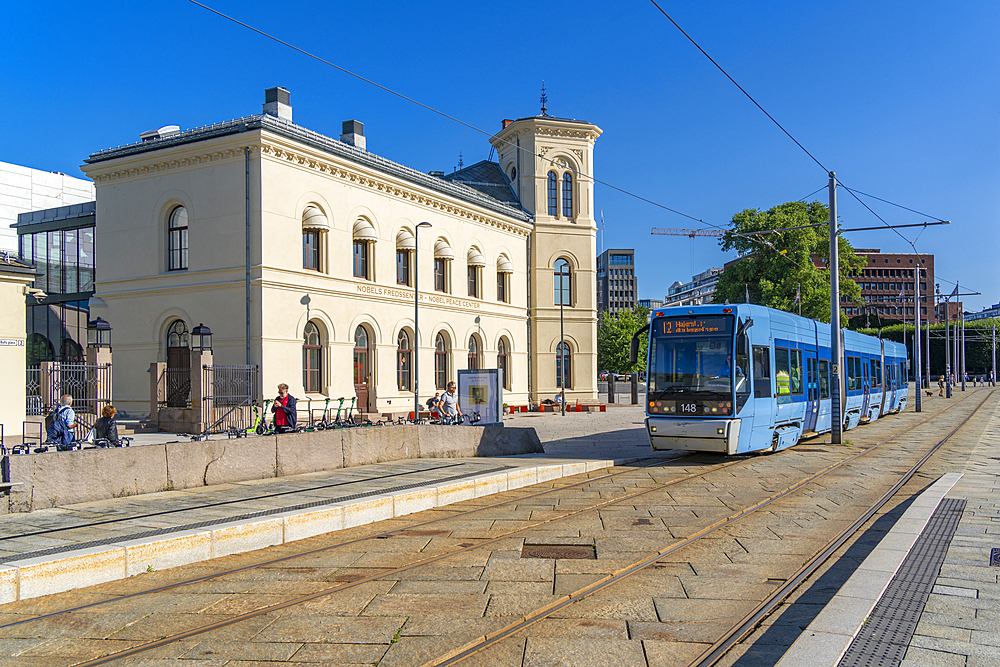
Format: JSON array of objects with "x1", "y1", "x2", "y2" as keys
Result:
[
  {"x1": 720, "y1": 387, "x2": 1000, "y2": 667},
  {"x1": 0, "y1": 388, "x2": 993, "y2": 666}
]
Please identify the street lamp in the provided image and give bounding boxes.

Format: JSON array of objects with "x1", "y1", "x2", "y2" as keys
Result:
[
  {"x1": 87, "y1": 317, "x2": 112, "y2": 349},
  {"x1": 414, "y1": 222, "x2": 432, "y2": 421},
  {"x1": 192, "y1": 323, "x2": 213, "y2": 352}
]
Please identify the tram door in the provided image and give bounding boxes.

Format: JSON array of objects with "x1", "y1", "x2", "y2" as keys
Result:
[
  {"x1": 804, "y1": 353, "x2": 819, "y2": 432},
  {"x1": 861, "y1": 360, "x2": 871, "y2": 415}
]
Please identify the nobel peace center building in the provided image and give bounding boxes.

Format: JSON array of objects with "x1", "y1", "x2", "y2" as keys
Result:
[{"x1": 80, "y1": 88, "x2": 602, "y2": 416}]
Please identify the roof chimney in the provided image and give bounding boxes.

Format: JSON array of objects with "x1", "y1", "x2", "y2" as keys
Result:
[
  {"x1": 502, "y1": 119, "x2": 514, "y2": 129},
  {"x1": 341, "y1": 120, "x2": 366, "y2": 150},
  {"x1": 263, "y1": 87, "x2": 292, "y2": 122}
]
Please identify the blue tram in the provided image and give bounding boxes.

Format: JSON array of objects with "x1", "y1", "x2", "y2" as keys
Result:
[{"x1": 631, "y1": 304, "x2": 908, "y2": 454}]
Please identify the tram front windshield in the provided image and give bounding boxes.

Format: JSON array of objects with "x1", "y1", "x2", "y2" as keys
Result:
[{"x1": 649, "y1": 315, "x2": 735, "y2": 401}]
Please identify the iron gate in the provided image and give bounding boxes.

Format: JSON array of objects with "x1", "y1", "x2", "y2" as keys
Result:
[{"x1": 201, "y1": 364, "x2": 259, "y2": 434}]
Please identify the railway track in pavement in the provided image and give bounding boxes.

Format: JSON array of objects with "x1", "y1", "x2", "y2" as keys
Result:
[{"x1": 0, "y1": 389, "x2": 989, "y2": 666}]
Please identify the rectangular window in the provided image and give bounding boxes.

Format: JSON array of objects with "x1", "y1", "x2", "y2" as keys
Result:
[
  {"x1": 819, "y1": 360, "x2": 830, "y2": 399},
  {"x1": 303, "y1": 231, "x2": 320, "y2": 270},
  {"x1": 789, "y1": 349, "x2": 803, "y2": 395},
  {"x1": 169, "y1": 227, "x2": 188, "y2": 271},
  {"x1": 497, "y1": 272, "x2": 508, "y2": 303},
  {"x1": 468, "y1": 265, "x2": 479, "y2": 298},
  {"x1": 775, "y1": 347, "x2": 791, "y2": 402},
  {"x1": 434, "y1": 258, "x2": 446, "y2": 292},
  {"x1": 396, "y1": 250, "x2": 410, "y2": 286},
  {"x1": 353, "y1": 241, "x2": 368, "y2": 279},
  {"x1": 753, "y1": 345, "x2": 771, "y2": 399}
]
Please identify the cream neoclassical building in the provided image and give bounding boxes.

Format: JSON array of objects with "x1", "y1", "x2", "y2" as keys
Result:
[{"x1": 81, "y1": 88, "x2": 601, "y2": 417}]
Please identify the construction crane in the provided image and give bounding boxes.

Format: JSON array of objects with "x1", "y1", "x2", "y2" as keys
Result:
[{"x1": 651, "y1": 227, "x2": 724, "y2": 238}]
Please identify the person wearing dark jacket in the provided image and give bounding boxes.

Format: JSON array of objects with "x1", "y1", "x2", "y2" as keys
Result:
[
  {"x1": 271, "y1": 383, "x2": 298, "y2": 433},
  {"x1": 94, "y1": 404, "x2": 120, "y2": 446}
]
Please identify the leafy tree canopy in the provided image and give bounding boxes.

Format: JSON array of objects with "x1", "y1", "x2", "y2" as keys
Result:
[
  {"x1": 597, "y1": 306, "x2": 649, "y2": 374},
  {"x1": 713, "y1": 201, "x2": 865, "y2": 322}
]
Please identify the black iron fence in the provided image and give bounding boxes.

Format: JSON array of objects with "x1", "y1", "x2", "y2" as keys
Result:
[
  {"x1": 201, "y1": 364, "x2": 259, "y2": 434},
  {"x1": 29, "y1": 362, "x2": 112, "y2": 440}
]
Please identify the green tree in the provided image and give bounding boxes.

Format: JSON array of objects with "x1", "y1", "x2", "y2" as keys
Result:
[
  {"x1": 597, "y1": 306, "x2": 649, "y2": 373},
  {"x1": 713, "y1": 201, "x2": 865, "y2": 322}
]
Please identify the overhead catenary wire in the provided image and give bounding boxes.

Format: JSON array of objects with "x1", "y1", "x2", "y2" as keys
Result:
[
  {"x1": 646, "y1": 0, "x2": 952, "y2": 254},
  {"x1": 186, "y1": 0, "x2": 713, "y2": 227}
]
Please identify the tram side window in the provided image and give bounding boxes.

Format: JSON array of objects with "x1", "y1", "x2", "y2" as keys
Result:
[
  {"x1": 900, "y1": 362, "x2": 906, "y2": 385},
  {"x1": 735, "y1": 333, "x2": 751, "y2": 411},
  {"x1": 819, "y1": 360, "x2": 830, "y2": 399},
  {"x1": 789, "y1": 349, "x2": 803, "y2": 395},
  {"x1": 752, "y1": 346, "x2": 771, "y2": 399},
  {"x1": 872, "y1": 359, "x2": 881, "y2": 390},
  {"x1": 775, "y1": 347, "x2": 791, "y2": 403},
  {"x1": 847, "y1": 356, "x2": 858, "y2": 391}
]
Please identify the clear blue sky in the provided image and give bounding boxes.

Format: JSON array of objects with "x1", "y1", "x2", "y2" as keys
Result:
[{"x1": 4, "y1": 1, "x2": 997, "y2": 311}]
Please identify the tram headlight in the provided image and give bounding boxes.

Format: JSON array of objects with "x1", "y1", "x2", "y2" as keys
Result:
[
  {"x1": 651, "y1": 426, "x2": 657, "y2": 433},
  {"x1": 717, "y1": 428, "x2": 724, "y2": 434}
]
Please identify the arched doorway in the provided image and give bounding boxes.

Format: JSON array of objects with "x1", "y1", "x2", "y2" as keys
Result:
[
  {"x1": 166, "y1": 320, "x2": 191, "y2": 407},
  {"x1": 353, "y1": 325, "x2": 372, "y2": 415}
]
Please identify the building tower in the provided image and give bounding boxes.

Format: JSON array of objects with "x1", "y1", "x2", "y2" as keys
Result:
[{"x1": 491, "y1": 114, "x2": 602, "y2": 404}]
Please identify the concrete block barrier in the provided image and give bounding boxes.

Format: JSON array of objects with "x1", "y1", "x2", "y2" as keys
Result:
[{"x1": 2, "y1": 425, "x2": 543, "y2": 513}]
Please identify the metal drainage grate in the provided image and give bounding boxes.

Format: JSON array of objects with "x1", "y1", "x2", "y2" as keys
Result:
[
  {"x1": 991, "y1": 548, "x2": 1000, "y2": 567},
  {"x1": 838, "y1": 497, "x2": 967, "y2": 667},
  {"x1": 521, "y1": 544, "x2": 597, "y2": 560}
]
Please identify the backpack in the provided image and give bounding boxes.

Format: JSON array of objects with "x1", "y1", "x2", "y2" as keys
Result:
[{"x1": 45, "y1": 406, "x2": 68, "y2": 434}]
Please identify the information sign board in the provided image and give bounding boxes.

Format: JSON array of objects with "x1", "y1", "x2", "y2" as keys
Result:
[{"x1": 457, "y1": 369, "x2": 503, "y2": 426}]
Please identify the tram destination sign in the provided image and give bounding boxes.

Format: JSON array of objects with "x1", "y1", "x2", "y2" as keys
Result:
[{"x1": 656, "y1": 315, "x2": 732, "y2": 336}]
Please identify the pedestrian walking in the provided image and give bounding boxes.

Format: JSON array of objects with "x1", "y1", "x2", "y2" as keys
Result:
[
  {"x1": 938, "y1": 375, "x2": 945, "y2": 397},
  {"x1": 46, "y1": 394, "x2": 76, "y2": 446},
  {"x1": 271, "y1": 383, "x2": 297, "y2": 433},
  {"x1": 440, "y1": 381, "x2": 463, "y2": 421}
]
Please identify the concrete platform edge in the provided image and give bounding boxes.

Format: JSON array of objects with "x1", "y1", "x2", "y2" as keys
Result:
[
  {"x1": 774, "y1": 471, "x2": 963, "y2": 667},
  {"x1": 0, "y1": 456, "x2": 628, "y2": 603}
]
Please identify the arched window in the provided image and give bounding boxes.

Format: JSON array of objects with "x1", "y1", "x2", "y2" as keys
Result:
[
  {"x1": 556, "y1": 342, "x2": 571, "y2": 389},
  {"x1": 468, "y1": 336, "x2": 479, "y2": 370},
  {"x1": 497, "y1": 255, "x2": 513, "y2": 303},
  {"x1": 302, "y1": 206, "x2": 328, "y2": 271},
  {"x1": 554, "y1": 258, "x2": 572, "y2": 306},
  {"x1": 435, "y1": 333, "x2": 448, "y2": 389},
  {"x1": 397, "y1": 330, "x2": 411, "y2": 391},
  {"x1": 303, "y1": 322, "x2": 322, "y2": 393},
  {"x1": 497, "y1": 338, "x2": 510, "y2": 390},
  {"x1": 562, "y1": 172, "x2": 573, "y2": 218},
  {"x1": 167, "y1": 320, "x2": 190, "y2": 349},
  {"x1": 547, "y1": 171, "x2": 558, "y2": 216},
  {"x1": 168, "y1": 206, "x2": 188, "y2": 270}
]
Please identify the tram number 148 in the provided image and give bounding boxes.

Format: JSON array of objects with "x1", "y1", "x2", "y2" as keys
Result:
[{"x1": 679, "y1": 403, "x2": 698, "y2": 414}]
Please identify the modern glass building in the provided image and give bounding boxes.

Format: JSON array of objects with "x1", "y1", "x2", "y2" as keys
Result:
[
  {"x1": 597, "y1": 249, "x2": 636, "y2": 317},
  {"x1": 15, "y1": 202, "x2": 96, "y2": 366}
]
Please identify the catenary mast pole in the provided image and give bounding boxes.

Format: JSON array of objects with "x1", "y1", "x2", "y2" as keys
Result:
[
  {"x1": 829, "y1": 172, "x2": 842, "y2": 444},
  {"x1": 913, "y1": 263, "x2": 922, "y2": 412},
  {"x1": 944, "y1": 287, "x2": 952, "y2": 398},
  {"x1": 960, "y1": 303, "x2": 966, "y2": 390}
]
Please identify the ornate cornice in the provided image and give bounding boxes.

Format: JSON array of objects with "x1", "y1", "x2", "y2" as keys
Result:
[
  {"x1": 260, "y1": 143, "x2": 531, "y2": 238},
  {"x1": 89, "y1": 146, "x2": 259, "y2": 183},
  {"x1": 534, "y1": 127, "x2": 600, "y2": 142}
]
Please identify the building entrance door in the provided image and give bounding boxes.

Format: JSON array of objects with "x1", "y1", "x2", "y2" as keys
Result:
[
  {"x1": 353, "y1": 326, "x2": 371, "y2": 415},
  {"x1": 166, "y1": 320, "x2": 191, "y2": 407}
]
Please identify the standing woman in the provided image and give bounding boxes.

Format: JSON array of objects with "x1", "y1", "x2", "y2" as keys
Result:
[{"x1": 271, "y1": 383, "x2": 298, "y2": 433}]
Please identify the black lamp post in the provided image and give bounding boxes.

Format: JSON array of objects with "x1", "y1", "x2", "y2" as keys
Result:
[
  {"x1": 87, "y1": 317, "x2": 112, "y2": 348},
  {"x1": 192, "y1": 323, "x2": 213, "y2": 352}
]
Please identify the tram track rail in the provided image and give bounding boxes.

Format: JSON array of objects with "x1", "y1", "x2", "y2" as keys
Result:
[
  {"x1": 431, "y1": 389, "x2": 995, "y2": 667},
  {"x1": 0, "y1": 390, "x2": 985, "y2": 667},
  {"x1": 686, "y1": 388, "x2": 996, "y2": 667}
]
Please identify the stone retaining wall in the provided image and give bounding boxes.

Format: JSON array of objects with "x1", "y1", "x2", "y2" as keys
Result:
[{"x1": 2, "y1": 425, "x2": 542, "y2": 513}]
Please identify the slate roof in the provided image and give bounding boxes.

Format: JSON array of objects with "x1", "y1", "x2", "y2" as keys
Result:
[
  {"x1": 442, "y1": 160, "x2": 521, "y2": 207},
  {"x1": 86, "y1": 116, "x2": 531, "y2": 223}
]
